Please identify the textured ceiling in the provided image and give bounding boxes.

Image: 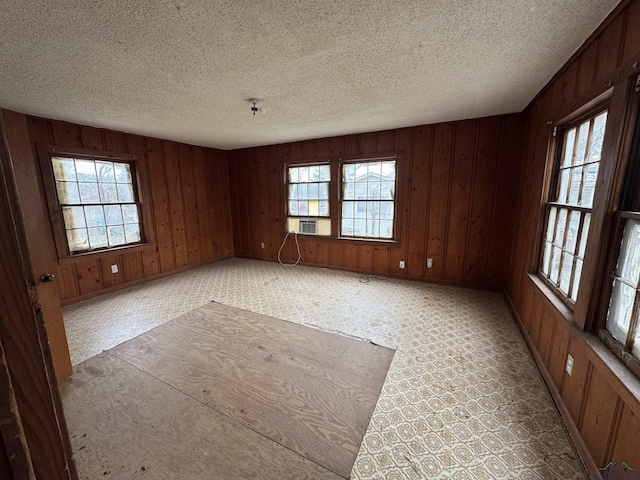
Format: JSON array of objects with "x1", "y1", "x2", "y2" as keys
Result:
[{"x1": 0, "y1": 1, "x2": 620, "y2": 149}]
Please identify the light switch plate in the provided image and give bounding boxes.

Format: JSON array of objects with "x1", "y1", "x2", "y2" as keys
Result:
[
  {"x1": 565, "y1": 354, "x2": 574, "y2": 376},
  {"x1": 111, "y1": 264, "x2": 118, "y2": 274}
]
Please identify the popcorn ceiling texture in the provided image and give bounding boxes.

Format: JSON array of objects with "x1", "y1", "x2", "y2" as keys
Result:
[
  {"x1": 63, "y1": 258, "x2": 586, "y2": 479},
  {"x1": 0, "y1": 0, "x2": 618, "y2": 149}
]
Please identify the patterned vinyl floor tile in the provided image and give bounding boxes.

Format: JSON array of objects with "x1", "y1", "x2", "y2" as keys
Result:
[{"x1": 62, "y1": 258, "x2": 586, "y2": 480}]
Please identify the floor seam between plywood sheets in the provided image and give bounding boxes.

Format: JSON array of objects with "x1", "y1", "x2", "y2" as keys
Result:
[{"x1": 107, "y1": 351, "x2": 349, "y2": 479}]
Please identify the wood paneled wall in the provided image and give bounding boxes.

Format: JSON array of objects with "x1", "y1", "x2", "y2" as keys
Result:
[
  {"x1": 8, "y1": 113, "x2": 234, "y2": 304},
  {"x1": 228, "y1": 114, "x2": 524, "y2": 288},
  {"x1": 507, "y1": 0, "x2": 640, "y2": 472}
]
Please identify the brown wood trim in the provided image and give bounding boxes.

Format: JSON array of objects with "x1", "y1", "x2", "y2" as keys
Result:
[
  {"x1": 36, "y1": 143, "x2": 151, "y2": 260},
  {"x1": 60, "y1": 254, "x2": 234, "y2": 306},
  {"x1": 235, "y1": 255, "x2": 501, "y2": 292},
  {"x1": 57, "y1": 242, "x2": 155, "y2": 264},
  {"x1": 503, "y1": 291, "x2": 598, "y2": 479}
]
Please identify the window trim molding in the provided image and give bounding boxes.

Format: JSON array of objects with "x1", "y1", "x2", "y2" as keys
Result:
[
  {"x1": 537, "y1": 103, "x2": 610, "y2": 308},
  {"x1": 37, "y1": 144, "x2": 147, "y2": 259},
  {"x1": 280, "y1": 152, "x2": 404, "y2": 243}
]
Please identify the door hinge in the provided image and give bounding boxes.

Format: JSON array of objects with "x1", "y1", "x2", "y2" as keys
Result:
[
  {"x1": 635, "y1": 74, "x2": 640, "y2": 92},
  {"x1": 552, "y1": 126, "x2": 558, "y2": 137},
  {"x1": 28, "y1": 283, "x2": 42, "y2": 313}
]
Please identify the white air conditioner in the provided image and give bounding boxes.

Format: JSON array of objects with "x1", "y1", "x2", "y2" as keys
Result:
[{"x1": 299, "y1": 219, "x2": 318, "y2": 234}]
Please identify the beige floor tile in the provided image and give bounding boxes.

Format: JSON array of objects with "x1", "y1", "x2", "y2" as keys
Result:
[{"x1": 63, "y1": 258, "x2": 586, "y2": 480}]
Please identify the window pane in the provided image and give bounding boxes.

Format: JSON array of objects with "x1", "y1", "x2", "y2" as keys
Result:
[
  {"x1": 606, "y1": 279, "x2": 635, "y2": 343},
  {"x1": 546, "y1": 207, "x2": 557, "y2": 241},
  {"x1": 568, "y1": 166, "x2": 583, "y2": 205},
  {"x1": 114, "y1": 163, "x2": 132, "y2": 184},
  {"x1": 382, "y1": 161, "x2": 396, "y2": 180},
  {"x1": 542, "y1": 241, "x2": 552, "y2": 275},
  {"x1": 580, "y1": 163, "x2": 598, "y2": 207},
  {"x1": 343, "y1": 164, "x2": 356, "y2": 182},
  {"x1": 570, "y1": 259, "x2": 583, "y2": 301},
  {"x1": 66, "y1": 228, "x2": 89, "y2": 252},
  {"x1": 617, "y1": 220, "x2": 640, "y2": 283},
  {"x1": 566, "y1": 211, "x2": 581, "y2": 254},
  {"x1": 588, "y1": 112, "x2": 607, "y2": 163},
  {"x1": 124, "y1": 224, "x2": 141, "y2": 243},
  {"x1": 78, "y1": 183, "x2": 100, "y2": 204},
  {"x1": 380, "y1": 201, "x2": 394, "y2": 220},
  {"x1": 84, "y1": 206, "x2": 105, "y2": 227},
  {"x1": 319, "y1": 183, "x2": 329, "y2": 200},
  {"x1": 550, "y1": 247, "x2": 561, "y2": 283},
  {"x1": 297, "y1": 201, "x2": 308, "y2": 216},
  {"x1": 87, "y1": 226, "x2": 108, "y2": 249},
  {"x1": 342, "y1": 201, "x2": 354, "y2": 218},
  {"x1": 122, "y1": 204, "x2": 139, "y2": 224},
  {"x1": 308, "y1": 183, "x2": 319, "y2": 199},
  {"x1": 318, "y1": 165, "x2": 330, "y2": 181},
  {"x1": 559, "y1": 253, "x2": 573, "y2": 294},
  {"x1": 343, "y1": 182, "x2": 356, "y2": 200},
  {"x1": 554, "y1": 208, "x2": 568, "y2": 246},
  {"x1": 318, "y1": 200, "x2": 329, "y2": 216},
  {"x1": 308, "y1": 165, "x2": 320, "y2": 181},
  {"x1": 341, "y1": 217, "x2": 353, "y2": 236},
  {"x1": 288, "y1": 184, "x2": 298, "y2": 200},
  {"x1": 298, "y1": 183, "x2": 308, "y2": 199},
  {"x1": 289, "y1": 168, "x2": 299, "y2": 183},
  {"x1": 107, "y1": 225, "x2": 126, "y2": 246},
  {"x1": 367, "y1": 183, "x2": 381, "y2": 200},
  {"x1": 574, "y1": 121, "x2": 589, "y2": 165},
  {"x1": 578, "y1": 213, "x2": 591, "y2": 257},
  {"x1": 117, "y1": 183, "x2": 134, "y2": 202},
  {"x1": 298, "y1": 167, "x2": 309, "y2": 182},
  {"x1": 288, "y1": 200, "x2": 298, "y2": 215},
  {"x1": 104, "y1": 205, "x2": 123, "y2": 226},
  {"x1": 379, "y1": 220, "x2": 393, "y2": 239},
  {"x1": 354, "y1": 218, "x2": 366, "y2": 237},
  {"x1": 381, "y1": 181, "x2": 394, "y2": 200},
  {"x1": 56, "y1": 182, "x2": 81, "y2": 204},
  {"x1": 96, "y1": 161, "x2": 115, "y2": 182},
  {"x1": 562, "y1": 128, "x2": 576, "y2": 167},
  {"x1": 62, "y1": 206, "x2": 86, "y2": 229},
  {"x1": 75, "y1": 160, "x2": 97, "y2": 182},
  {"x1": 52, "y1": 157, "x2": 77, "y2": 181},
  {"x1": 557, "y1": 170, "x2": 570, "y2": 203},
  {"x1": 99, "y1": 183, "x2": 119, "y2": 203}
]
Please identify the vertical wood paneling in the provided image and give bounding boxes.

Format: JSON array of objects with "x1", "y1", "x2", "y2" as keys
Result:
[
  {"x1": 609, "y1": 404, "x2": 640, "y2": 467},
  {"x1": 13, "y1": 114, "x2": 232, "y2": 303},
  {"x1": 465, "y1": 116, "x2": 502, "y2": 284},
  {"x1": 178, "y1": 144, "x2": 200, "y2": 266},
  {"x1": 163, "y1": 142, "x2": 188, "y2": 268},
  {"x1": 228, "y1": 116, "x2": 520, "y2": 285},
  {"x1": 579, "y1": 367, "x2": 619, "y2": 466},
  {"x1": 445, "y1": 120, "x2": 477, "y2": 282}
]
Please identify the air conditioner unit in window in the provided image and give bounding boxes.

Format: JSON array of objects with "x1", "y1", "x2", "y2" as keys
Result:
[{"x1": 299, "y1": 219, "x2": 317, "y2": 234}]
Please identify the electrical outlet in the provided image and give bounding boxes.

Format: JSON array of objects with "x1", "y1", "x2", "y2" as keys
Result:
[
  {"x1": 427, "y1": 258, "x2": 433, "y2": 269},
  {"x1": 111, "y1": 264, "x2": 118, "y2": 274},
  {"x1": 399, "y1": 260, "x2": 405, "y2": 269},
  {"x1": 565, "y1": 354, "x2": 574, "y2": 376},
  {"x1": 261, "y1": 242, "x2": 265, "y2": 249}
]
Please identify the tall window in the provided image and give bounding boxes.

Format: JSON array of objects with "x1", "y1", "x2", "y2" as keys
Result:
[
  {"x1": 51, "y1": 156, "x2": 142, "y2": 253},
  {"x1": 540, "y1": 110, "x2": 608, "y2": 304},
  {"x1": 600, "y1": 106, "x2": 640, "y2": 374},
  {"x1": 286, "y1": 164, "x2": 331, "y2": 235},
  {"x1": 341, "y1": 159, "x2": 396, "y2": 239}
]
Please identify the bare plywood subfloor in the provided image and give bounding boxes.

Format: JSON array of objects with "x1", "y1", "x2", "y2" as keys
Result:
[{"x1": 61, "y1": 302, "x2": 394, "y2": 479}]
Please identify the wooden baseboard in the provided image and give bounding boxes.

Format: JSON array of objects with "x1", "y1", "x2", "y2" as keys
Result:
[
  {"x1": 502, "y1": 291, "x2": 601, "y2": 480},
  {"x1": 235, "y1": 254, "x2": 502, "y2": 292},
  {"x1": 61, "y1": 254, "x2": 235, "y2": 306}
]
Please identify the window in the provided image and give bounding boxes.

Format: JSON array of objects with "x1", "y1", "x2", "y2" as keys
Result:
[
  {"x1": 341, "y1": 159, "x2": 396, "y2": 239},
  {"x1": 48, "y1": 155, "x2": 143, "y2": 254},
  {"x1": 286, "y1": 164, "x2": 331, "y2": 235},
  {"x1": 599, "y1": 101, "x2": 640, "y2": 374},
  {"x1": 540, "y1": 110, "x2": 608, "y2": 304}
]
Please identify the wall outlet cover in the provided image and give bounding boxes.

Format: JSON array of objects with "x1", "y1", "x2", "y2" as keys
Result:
[{"x1": 399, "y1": 260, "x2": 405, "y2": 269}]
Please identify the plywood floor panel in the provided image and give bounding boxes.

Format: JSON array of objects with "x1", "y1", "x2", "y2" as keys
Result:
[
  {"x1": 61, "y1": 353, "x2": 342, "y2": 480},
  {"x1": 109, "y1": 302, "x2": 394, "y2": 478}
]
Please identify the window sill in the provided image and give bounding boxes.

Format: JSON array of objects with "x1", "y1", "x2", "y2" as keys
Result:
[
  {"x1": 285, "y1": 232, "x2": 400, "y2": 248},
  {"x1": 58, "y1": 242, "x2": 155, "y2": 264},
  {"x1": 528, "y1": 273, "x2": 576, "y2": 326}
]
